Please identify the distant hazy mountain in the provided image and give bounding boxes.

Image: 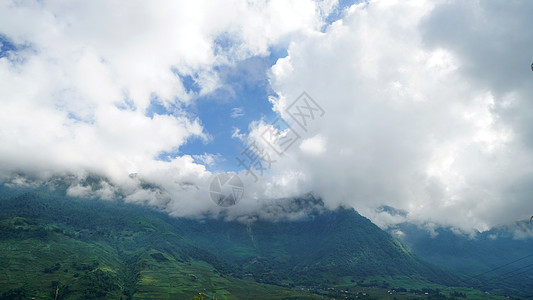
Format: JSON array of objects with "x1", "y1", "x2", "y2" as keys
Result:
[{"x1": 390, "y1": 220, "x2": 533, "y2": 297}]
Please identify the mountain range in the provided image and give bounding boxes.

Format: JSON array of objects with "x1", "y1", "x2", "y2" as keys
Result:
[{"x1": 0, "y1": 183, "x2": 522, "y2": 299}]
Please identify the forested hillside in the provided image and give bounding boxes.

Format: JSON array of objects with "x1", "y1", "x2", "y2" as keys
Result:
[{"x1": 0, "y1": 186, "x2": 505, "y2": 299}]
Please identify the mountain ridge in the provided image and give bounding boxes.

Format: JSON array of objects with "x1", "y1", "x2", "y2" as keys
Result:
[{"x1": 0, "y1": 184, "x2": 501, "y2": 299}]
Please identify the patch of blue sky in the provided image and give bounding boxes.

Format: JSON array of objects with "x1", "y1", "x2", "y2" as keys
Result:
[
  {"x1": 66, "y1": 111, "x2": 95, "y2": 125},
  {"x1": 321, "y1": 0, "x2": 364, "y2": 31},
  {"x1": 144, "y1": 93, "x2": 187, "y2": 119},
  {"x1": 115, "y1": 92, "x2": 137, "y2": 111},
  {"x1": 0, "y1": 34, "x2": 34, "y2": 64},
  {"x1": 177, "y1": 47, "x2": 288, "y2": 172},
  {"x1": 180, "y1": 74, "x2": 202, "y2": 94},
  {"x1": 155, "y1": 149, "x2": 179, "y2": 163},
  {"x1": 170, "y1": 68, "x2": 202, "y2": 94},
  {"x1": 213, "y1": 32, "x2": 235, "y2": 57},
  {"x1": 0, "y1": 35, "x2": 16, "y2": 58},
  {"x1": 145, "y1": 97, "x2": 169, "y2": 119}
]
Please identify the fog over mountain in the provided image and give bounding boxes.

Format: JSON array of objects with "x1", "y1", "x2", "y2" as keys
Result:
[{"x1": 1, "y1": 0, "x2": 533, "y2": 233}]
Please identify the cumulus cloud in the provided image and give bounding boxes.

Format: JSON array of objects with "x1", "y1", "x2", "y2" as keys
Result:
[
  {"x1": 300, "y1": 135, "x2": 326, "y2": 156},
  {"x1": 0, "y1": 0, "x2": 327, "y2": 216},
  {"x1": 243, "y1": 0, "x2": 533, "y2": 231},
  {"x1": 192, "y1": 153, "x2": 220, "y2": 167},
  {"x1": 2, "y1": 0, "x2": 533, "y2": 232}
]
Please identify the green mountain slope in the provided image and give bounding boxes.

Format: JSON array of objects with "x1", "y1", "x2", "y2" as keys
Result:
[
  {"x1": 0, "y1": 186, "x2": 504, "y2": 299},
  {"x1": 0, "y1": 189, "x2": 320, "y2": 299},
  {"x1": 177, "y1": 205, "x2": 454, "y2": 287}
]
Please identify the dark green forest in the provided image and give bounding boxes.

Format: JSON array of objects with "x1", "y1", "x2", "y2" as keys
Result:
[{"x1": 0, "y1": 185, "x2": 516, "y2": 299}]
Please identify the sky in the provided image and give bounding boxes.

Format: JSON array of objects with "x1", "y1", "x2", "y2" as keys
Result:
[{"x1": 0, "y1": 0, "x2": 532, "y2": 234}]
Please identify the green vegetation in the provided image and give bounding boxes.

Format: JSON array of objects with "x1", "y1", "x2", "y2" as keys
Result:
[
  {"x1": 0, "y1": 187, "x2": 322, "y2": 299},
  {"x1": 0, "y1": 185, "x2": 510, "y2": 299},
  {"x1": 192, "y1": 293, "x2": 216, "y2": 300}
]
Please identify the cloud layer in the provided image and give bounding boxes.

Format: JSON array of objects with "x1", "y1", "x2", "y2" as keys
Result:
[
  {"x1": 1, "y1": 0, "x2": 533, "y2": 232},
  {"x1": 0, "y1": 0, "x2": 328, "y2": 215},
  {"x1": 246, "y1": 0, "x2": 533, "y2": 231}
]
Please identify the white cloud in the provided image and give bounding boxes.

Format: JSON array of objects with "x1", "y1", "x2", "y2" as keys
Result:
[
  {"x1": 230, "y1": 107, "x2": 245, "y2": 118},
  {"x1": 193, "y1": 153, "x2": 220, "y2": 167},
  {"x1": 2, "y1": 0, "x2": 533, "y2": 232},
  {"x1": 0, "y1": 0, "x2": 328, "y2": 215},
  {"x1": 231, "y1": 127, "x2": 246, "y2": 141},
  {"x1": 253, "y1": 0, "x2": 533, "y2": 231},
  {"x1": 300, "y1": 135, "x2": 326, "y2": 155}
]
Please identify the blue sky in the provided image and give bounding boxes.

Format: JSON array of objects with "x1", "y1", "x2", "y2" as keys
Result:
[
  {"x1": 118, "y1": 0, "x2": 360, "y2": 174},
  {"x1": 165, "y1": 1, "x2": 358, "y2": 173},
  {"x1": 0, "y1": 34, "x2": 21, "y2": 61},
  {"x1": 152, "y1": 48, "x2": 286, "y2": 172}
]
